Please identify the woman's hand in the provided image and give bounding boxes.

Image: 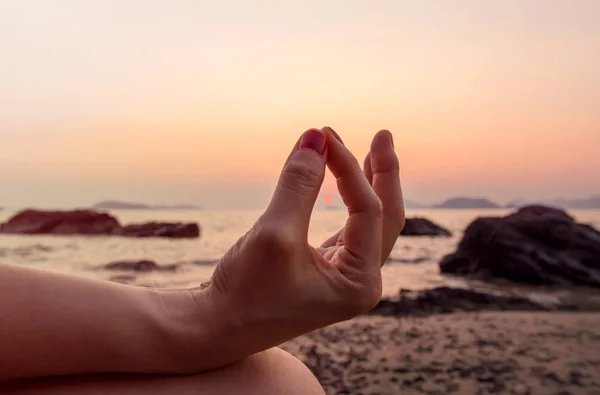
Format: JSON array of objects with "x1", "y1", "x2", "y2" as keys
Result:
[
  {"x1": 192, "y1": 127, "x2": 404, "y2": 358},
  {"x1": 0, "y1": 127, "x2": 403, "y2": 380}
]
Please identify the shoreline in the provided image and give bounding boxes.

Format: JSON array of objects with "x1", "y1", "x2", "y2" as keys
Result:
[{"x1": 283, "y1": 312, "x2": 600, "y2": 395}]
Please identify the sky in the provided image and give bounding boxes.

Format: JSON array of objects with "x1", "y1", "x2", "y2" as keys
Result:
[{"x1": 1, "y1": 0, "x2": 599, "y2": 209}]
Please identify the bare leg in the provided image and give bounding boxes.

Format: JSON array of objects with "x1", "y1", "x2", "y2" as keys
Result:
[{"x1": 0, "y1": 348, "x2": 324, "y2": 395}]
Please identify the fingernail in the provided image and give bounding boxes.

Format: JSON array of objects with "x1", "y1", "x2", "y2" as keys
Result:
[
  {"x1": 331, "y1": 129, "x2": 344, "y2": 145},
  {"x1": 322, "y1": 126, "x2": 344, "y2": 145},
  {"x1": 384, "y1": 130, "x2": 394, "y2": 148},
  {"x1": 299, "y1": 129, "x2": 326, "y2": 154}
]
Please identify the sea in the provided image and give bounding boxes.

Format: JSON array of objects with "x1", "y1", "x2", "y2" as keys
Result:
[{"x1": 2, "y1": 208, "x2": 600, "y2": 305}]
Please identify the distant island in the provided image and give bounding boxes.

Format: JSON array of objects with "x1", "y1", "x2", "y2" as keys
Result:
[
  {"x1": 93, "y1": 201, "x2": 201, "y2": 210},
  {"x1": 404, "y1": 195, "x2": 600, "y2": 210},
  {"x1": 505, "y1": 196, "x2": 600, "y2": 210},
  {"x1": 404, "y1": 200, "x2": 424, "y2": 209},
  {"x1": 433, "y1": 197, "x2": 500, "y2": 209},
  {"x1": 90, "y1": 196, "x2": 600, "y2": 211},
  {"x1": 544, "y1": 196, "x2": 600, "y2": 209}
]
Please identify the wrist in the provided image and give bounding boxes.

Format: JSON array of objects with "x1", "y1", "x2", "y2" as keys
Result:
[
  {"x1": 152, "y1": 288, "x2": 223, "y2": 372},
  {"x1": 156, "y1": 287, "x2": 258, "y2": 373},
  {"x1": 189, "y1": 286, "x2": 256, "y2": 361},
  {"x1": 190, "y1": 285, "x2": 304, "y2": 359}
]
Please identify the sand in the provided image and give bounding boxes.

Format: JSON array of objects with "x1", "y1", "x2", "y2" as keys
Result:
[{"x1": 282, "y1": 312, "x2": 600, "y2": 395}]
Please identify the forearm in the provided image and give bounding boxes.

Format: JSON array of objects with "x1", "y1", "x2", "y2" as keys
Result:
[{"x1": 0, "y1": 264, "x2": 232, "y2": 380}]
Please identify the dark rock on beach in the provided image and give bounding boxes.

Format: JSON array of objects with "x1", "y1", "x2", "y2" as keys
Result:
[
  {"x1": 368, "y1": 287, "x2": 577, "y2": 317},
  {"x1": 440, "y1": 205, "x2": 600, "y2": 287},
  {"x1": 119, "y1": 222, "x2": 200, "y2": 238},
  {"x1": 0, "y1": 209, "x2": 120, "y2": 235},
  {"x1": 400, "y1": 217, "x2": 452, "y2": 237},
  {"x1": 103, "y1": 259, "x2": 178, "y2": 272},
  {"x1": 0, "y1": 209, "x2": 200, "y2": 239}
]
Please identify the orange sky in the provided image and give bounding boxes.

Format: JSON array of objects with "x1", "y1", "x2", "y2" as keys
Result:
[{"x1": 1, "y1": 1, "x2": 599, "y2": 208}]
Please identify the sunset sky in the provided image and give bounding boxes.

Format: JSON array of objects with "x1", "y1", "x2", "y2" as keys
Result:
[{"x1": 1, "y1": 1, "x2": 599, "y2": 209}]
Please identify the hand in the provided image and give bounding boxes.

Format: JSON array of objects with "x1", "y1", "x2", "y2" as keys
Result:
[
  {"x1": 321, "y1": 129, "x2": 405, "y2": 267},
  {"x1": 193, "y1": 127, "x2": 404, "y2": 357}
]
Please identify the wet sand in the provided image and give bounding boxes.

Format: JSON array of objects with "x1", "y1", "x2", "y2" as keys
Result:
[{"x1": 283, "y1": 312, "x2": 600, "y2": 395}]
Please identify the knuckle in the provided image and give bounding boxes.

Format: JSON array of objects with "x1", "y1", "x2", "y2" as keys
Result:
[
  {"x1": 367, "y1": 195, "x2": 384, "y2": 217},
  {"x1": 253, "y1": 225, "x2": 296, "y2": 256},
  {"x1": 280, "y1": 161, "x2": 323, "y2": 197},
  {"x1": 371, "y1": 154, "x2": 400, "y2": 175}
]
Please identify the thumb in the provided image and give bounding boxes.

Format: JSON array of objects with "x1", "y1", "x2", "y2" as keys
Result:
[{"x1": 264, "y1": 129, "x2": 328, "y2": 235}]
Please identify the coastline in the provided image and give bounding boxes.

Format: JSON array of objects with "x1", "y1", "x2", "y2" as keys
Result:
[
  {"x1": 2, "y1": 208, "x2": 600, "y2": 393},
  {"x1": 283, "y1": 312, "x2": 600, "y2": 395}
]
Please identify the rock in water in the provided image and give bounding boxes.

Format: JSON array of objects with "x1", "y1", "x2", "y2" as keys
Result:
[
  {"x1": 103, "y1": 260, "x2": 177, "y2": 272},
  {"x1": 0, "y1": 209, "x2": 201, "y2": 239},
  {"x1": 120, "y1": 222, "x2": 200, "y2": 238},
  {"x1": 0, "y1": 209, "x2": 120, "y2": 235},
  {"x1": 368, "y1": 287, "x2": 576, "y2": 316},
  {"x1": 440, "y1": 205, "x2": 600, "y2": 287},
  {"x1": 400, "y1": 217, "x2": 452, "y2": 237}
]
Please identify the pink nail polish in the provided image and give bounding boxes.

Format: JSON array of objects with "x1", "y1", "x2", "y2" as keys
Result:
[
  {"x1": 299, "y1": 130, "x2": 326, "y2": 154},
  {"x1": 331, "y1": 129, "x2": 344, "y2": 145}
]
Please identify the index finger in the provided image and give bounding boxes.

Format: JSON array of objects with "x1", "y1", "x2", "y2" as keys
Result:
[{"x1": 321, "y1": 127, "x2": 383, "y2": 270}]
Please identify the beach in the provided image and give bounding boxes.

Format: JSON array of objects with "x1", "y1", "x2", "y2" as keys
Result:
[
  {"x1": 2, "y1": 208, "x2": 600, "y2": 394},
  {"x1": 284, "y1": 312, "x2": 600, "y2": 395}
]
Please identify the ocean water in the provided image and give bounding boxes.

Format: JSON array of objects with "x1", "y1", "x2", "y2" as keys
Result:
[{"x1": 2, "y1": 208, "x2": 600, "y2": 302}]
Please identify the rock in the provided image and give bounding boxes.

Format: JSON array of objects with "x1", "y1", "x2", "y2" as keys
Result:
[
  {"x1": 439, "y1": 205, "x2": 600, "y2": 287},
  {"x1": 120, "y1": 222, "x2": 200, "y2": 238},
  {"x1": 367, "y1": 287, "x2": 578, "y2": 317},
  {"x1": 0, "y1": 209, "x2": 120, "y2": 235},
  {"x1": 0, "y1": 209, "x2": 201, "y2": 239},
  {"x1": 400, "y1": 217, "x2": 452, "y2": 237},
  {"x1": 103, "y1": 260, "x2": 178, "y2": 272}
]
